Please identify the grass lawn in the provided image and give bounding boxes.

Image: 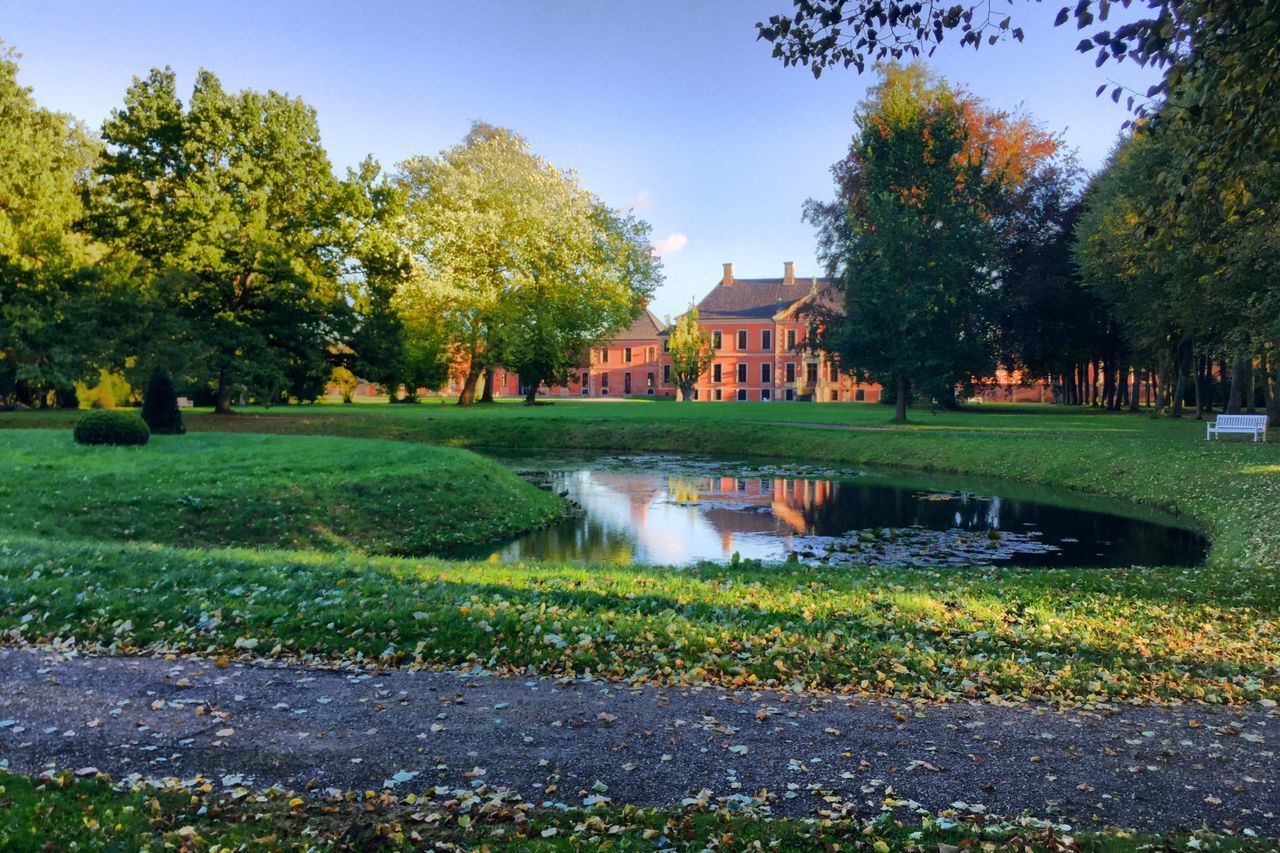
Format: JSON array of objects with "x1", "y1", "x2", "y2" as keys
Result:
[
  {"x1": 0, "y1": 430, "x2": 565, "y2": 555},
  {"x1": 0, "y1": 401, "x2": 1276, "y2": 703}
]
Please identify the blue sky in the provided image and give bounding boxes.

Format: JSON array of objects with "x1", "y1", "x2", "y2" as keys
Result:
[{"x1": 3, "y1": 0, "x2": 1157, "y2": 318}]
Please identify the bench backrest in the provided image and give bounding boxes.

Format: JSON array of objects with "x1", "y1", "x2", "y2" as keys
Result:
[{"x1": 1215, "y1": 414, "x2": 1268, "y2": 428}]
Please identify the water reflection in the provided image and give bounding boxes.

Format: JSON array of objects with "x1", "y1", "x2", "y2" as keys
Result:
[{"x1": 455, "y1": 456, "x2": 1206, "y2": 568}]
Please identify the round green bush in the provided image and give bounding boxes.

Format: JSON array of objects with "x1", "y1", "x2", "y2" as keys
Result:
[{"x1": 73, "y1": 410, "x2": 151, "y2": 446}]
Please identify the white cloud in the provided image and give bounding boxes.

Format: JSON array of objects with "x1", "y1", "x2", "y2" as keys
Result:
[
  {"x1": 651, "y1": 232, "x2": 688, "y2": 256},
  {"x1": 625, "y1": 189, "x2": 655, "y2": 212}
]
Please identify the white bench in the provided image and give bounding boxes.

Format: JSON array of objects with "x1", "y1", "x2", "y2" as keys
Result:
[
  {"x1": 1206, "y1": 414, "x2": 1268, "y2": 442},
  {"x1": 176, "y1": 397, "x2": 193, "y2": 409}
]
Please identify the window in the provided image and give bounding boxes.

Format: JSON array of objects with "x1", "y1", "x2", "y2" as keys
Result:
[
  {"x1": 855, "y1": 388, "x2": 865, "y2": 401},
  {"x1": 712, "y1": 330, "x2": 723, "y2": 350},
  {"x1": 662, "y1": 339, "x2": 669, "y2": 352},
  {"x1": 761, "y1": 329, "x2": 772, "y2": 351},
  {"x1": 712, "y1": 363, "x2": 722, "y2": 383},
  {"x1": 785, "y1": 389, "x2": 795, "y2": 401},
  {"x1": 761, "y1": 363, "x2": 772, "y2": 384},
  {"x1": 829, "y1": 390, "x2": 838, "y2": 401},
  {"x1": 624, "y1": 372, "x2": 632, "y2": 394},
  {"x1": 736, "y1": 363, "x2": 747, "y2": 383},
  {"x1": 785, "y1": 362, "x2": 796, "y2": 383},
  {"x1": 736, "y1": 388, "x2": 747, "y2": 401},
  {"x1": 600, "y1": 348, "x2": 609, "y2": 364},
  {"x1": 829, "y1": 363, "x2": 839, "y2": 382},
  {"x1": 600, "y1": 373, "x2": 609, "y2": 392},
  {"x1": 646, "y1": 372, "x2": 655, "y2": 393},
  {"x1": 582, "y1": 385, "x2": 590, "y2": 396},
  {"x1": 692, "y1": 388, "x2": 699, "y2": 400},
  {"x1": 806, "y1": 363, "x2": 818, "y2": 385},
  {"x1": 713, "y1": 388, "x2": 723, "y2": 401},
  {"x1": 647, "y1": 347, "x2": 655, "y2": 361},
  {"x1": 761, "y1": 388, "x2": 771, "y2": 401},
  {"x1": 786, "y1": 329, "x2": 797, "y2": 350},
  {"x1": 662, "y1": 364, "x2": 671, "y2": 384},
  {"x1": 736, "y1": 330, "x2": 747, "y2": 351},
  {"x1": 624, "y1": 347, "x2": 632, "y2": 364}
]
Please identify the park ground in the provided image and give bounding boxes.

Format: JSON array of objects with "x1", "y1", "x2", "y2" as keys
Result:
[{"x1": 1, "y1": 399, "x2": 1277, "y2": 850}]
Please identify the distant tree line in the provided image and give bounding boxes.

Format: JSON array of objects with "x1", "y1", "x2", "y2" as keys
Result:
[{"x1": 0, "y1": 44, "x2": 659, "y2": 411}]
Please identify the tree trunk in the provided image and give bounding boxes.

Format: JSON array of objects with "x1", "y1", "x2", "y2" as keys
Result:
[
  {"x1": 1245, "y1": 356, "x2": 1256, "y2": 413},
  {"x1": 1267, "y1": 344, "x2": 1280, "y2": 421},
  {"x1": 457, "y1": 364, "x2": 482, "y2": 406},
  {"x1": 1193, "y1": 352, "x2": 1205, "y2": 420},
  {"x1": 1102, "y1": 356, "x2": 1116, "y2": 410},
  {"x1": 215, "y1": 369, "x2": 233, "y2": 415},
  {"x1": 1172, "y1": 342, "x2": 1191, "y2": 418},
  {"x1": 1227, "y1": 354, "x2": 1245, "y2": 414},
  {"x1": 1129, "y1": 367, "x2": 1141, "y2": 412},
  {"x1": 1259, "y1": 348, "x2": 1275, "y2": 418},
  {"x1": 893, "y1": 375, "x2": 909, "y2": 423},
  {"x1": 480, "y1": 367, "x2": 496, "y2": 403}
]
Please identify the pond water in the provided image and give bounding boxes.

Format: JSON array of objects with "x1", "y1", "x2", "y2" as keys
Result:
[{"x1": 456, "y1": 452, "x2": 1207, "y2": 569}]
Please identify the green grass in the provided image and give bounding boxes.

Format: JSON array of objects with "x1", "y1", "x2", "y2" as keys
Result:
[
  {"x1": 1, "y1": 770, "x2": 1264, "y2": 852},
  {"x1": 0, "y1": 403, "x2": 1276, "y2": 704},
  {"x1": 0, "y1": 429, "x2": 565, "y2": 555}
]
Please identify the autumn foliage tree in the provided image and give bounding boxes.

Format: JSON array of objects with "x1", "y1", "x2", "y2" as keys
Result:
[{"x1": 809, "y1": 64, "x2": 1062, "y2": 420}]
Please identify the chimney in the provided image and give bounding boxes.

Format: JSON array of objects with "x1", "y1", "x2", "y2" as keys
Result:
[
  {"x1": 783, "y1": 261, "x2": 795, "y2": 284},
  {"x1": 722, "y1": 262, "x2": 734, "y2": 286}
]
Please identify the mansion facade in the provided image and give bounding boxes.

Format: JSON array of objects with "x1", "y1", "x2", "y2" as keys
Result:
[
  {"x1": 465, "y1": 262, "x2": 883, "y2": 403},
  {"x1": 440, "y1": 261, "x2": 1046, "y2": 404}
]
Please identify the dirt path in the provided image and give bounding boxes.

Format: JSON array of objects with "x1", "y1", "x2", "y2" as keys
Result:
[{"x1": 1, "y1": 647, "x2": 1276, "y2": 834}]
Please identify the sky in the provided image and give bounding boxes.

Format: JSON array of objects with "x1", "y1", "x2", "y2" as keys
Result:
[{"x1": 2, "y1": 0, "x2": 1158, "y2": 319}]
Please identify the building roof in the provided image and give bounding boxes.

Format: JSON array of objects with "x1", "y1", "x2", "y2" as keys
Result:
[
  {"x1": 695, "y1": 277, "x2": 835, "y2": 321},
  {"x1": 612, "y1": 308, "x2": 666, "y2": 341}
]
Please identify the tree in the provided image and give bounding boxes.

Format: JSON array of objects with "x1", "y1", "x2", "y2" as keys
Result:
[
  {"x1": 394, "y1": 123, "x2": 660, "y2": 406},
  {"x1": 341, "y1": 156, "x2": 447, "y2": 402},
  {"x1": 808, "y1": 65, "x2": 1006, "y2": 421},
  {"x1": 667, "y1": 305, "x2": 713, "y2": 402},
  {"x1": 90, "y1": 68, "x2": 350, "y2": 413},
  {"x1": 141, "y1": 367, "x2": 185, "y2": 433},
  {"x1": 0, "y1": 41, "x2": 105, "y2": 408}
]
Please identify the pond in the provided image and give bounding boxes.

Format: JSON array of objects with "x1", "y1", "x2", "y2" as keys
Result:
[{"x1": 454, "y1": 452, "x2": 1207, "y2": 569}]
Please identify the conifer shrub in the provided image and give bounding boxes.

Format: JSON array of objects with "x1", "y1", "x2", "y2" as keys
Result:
[
  {"x1": 141, "y1": 368, "x2": 185, "y2": 435},
  {"x1": 73, "y1": 410, "x2": 150, "y2": 446}
]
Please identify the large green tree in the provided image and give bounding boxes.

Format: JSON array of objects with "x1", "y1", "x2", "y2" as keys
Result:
[
  {"x1": 0, "y1": 42, "x2": 105, "y2": 407},
  {"x1": 809, "y1": 65, "x2": 1005, "y2": 421},
  {"x1": 394, "y1": 123, "x2": 660, "y2": 406},
  {"x1": 342, "y1": 157, "x2": 448, "y2": 402},
  {"x1": 90, "y1": 68, "x2": 350, "y2": 413}
]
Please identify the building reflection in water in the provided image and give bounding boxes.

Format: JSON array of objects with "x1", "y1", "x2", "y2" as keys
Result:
[
  {"x1": 479, "y1": 471, "x2": 1014, "y2": 566},
  {"x1": 458, "y1": 461, "x2": 1206, "y2": 569}
]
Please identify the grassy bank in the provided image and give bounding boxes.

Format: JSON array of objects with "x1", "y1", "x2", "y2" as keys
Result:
[
  {"x1": 2, "y1": 532, "x2": 1275, "y2": 702},
  {"x1": 1, "y1": 770, "x2": 1260, "y2": 852},
  {"x1": 0, "y1": 430, "x2": 565, "y2": 555}
]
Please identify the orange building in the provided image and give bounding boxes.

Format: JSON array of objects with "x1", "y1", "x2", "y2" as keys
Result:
[
  {"x1": 667, "y1": 262, "x2": 880, "y2": 402},
  {"x1": 419, "y1": 261, "x2": 1047, "y2": 404}
]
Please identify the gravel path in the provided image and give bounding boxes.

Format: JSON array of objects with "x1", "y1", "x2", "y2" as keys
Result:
[{"x1": 1, "y1": 647, "x2": 1277, "y2": 835}]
